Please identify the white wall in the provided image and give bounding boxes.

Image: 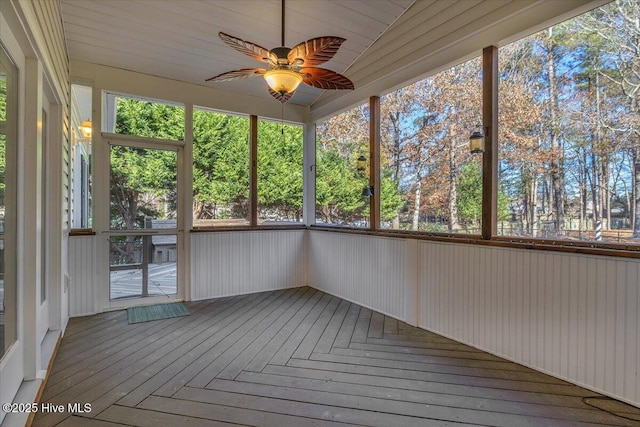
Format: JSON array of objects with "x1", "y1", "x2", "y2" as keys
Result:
[
  {"x1": 419, "y1": 241, "x2": 640, "y2": 407},
  {"x1": 191, "y1": 230, "x2": 306, "y2": 300},
  {"x1": 307, "y1": 230, "x2": 640, "y2": 408},
  {"x1": 308, "y1": 231, "x2": 417, "y2": 324},
  {"x1": 68, "y1": 235, "x2": 97, "y2": 317},
  {"x1": 67, "y1": 229, "x2": 306, "y2": 316}
]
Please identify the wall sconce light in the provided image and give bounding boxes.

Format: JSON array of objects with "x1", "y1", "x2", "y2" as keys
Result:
[
  {"x1": 78, "y1": 120, "x2": 92, "y2": 139},
  {"x1": 362, "y1": 185, "x2": 374, "y2": 197},
  {"x1": 469, "y1": 125, "x2": 485, "y2": 154},
  {"x1": 356, "y1": 155, "x2": 367, "y2": 172}
]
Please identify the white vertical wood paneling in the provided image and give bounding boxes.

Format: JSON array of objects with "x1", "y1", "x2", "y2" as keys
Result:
[
  {"x1": 191, "y1": 230, "x2": 306, "y2": 300},
  {"x1": 60, "y1": 233, "x2": 69, "y2": 329},
  {"x1": 308, "y1": 231, "x2": 640, "y2": 406},
  {"x1": 67, "y1": 235, "x2": 96, "y2": 317},
  {"x1": 308, "y1": 231, "x2": 416, "y2": 325},
  {"x1": 417, "y1": 240, "x2": 640, "y2": 407}
]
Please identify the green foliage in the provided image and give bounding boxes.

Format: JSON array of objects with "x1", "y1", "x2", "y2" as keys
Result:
[
  {"x1": 0, "y1": 76, "x2": 6, "y2": 122},
  {"x1": 257, "y1": 120, "x2": 303, "y2": 221},
  {"x1": 109, "y1": 145, "x2": 176, "y2": 228},
  {"x1": 380, "y1": 171, "x2": 404, "y2": 222},
  {"x1": 193, "y1": 110, "x2": 249, "y2": 219},
  {"x1": 315, "y1": 146, "x2": 370, "y2": 224},
  {"x1": 115, "y1": 98, "x2": 184, "y2": 140},
  {"x1": 110, "y1": 97, "x2": 181, "y2": 228},
  {"x1": 456, "y1": 163, "x2": 482, "y2": 223},
  {"x1": 457, "y1": 162, "x2": 510, "y2": 224}
]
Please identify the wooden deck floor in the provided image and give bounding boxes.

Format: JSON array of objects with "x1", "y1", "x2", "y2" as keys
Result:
[{"x1": 33, "y1": 287, "x2": 640, "y2": 427}]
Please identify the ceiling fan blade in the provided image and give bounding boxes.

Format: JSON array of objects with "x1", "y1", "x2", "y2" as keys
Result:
[
  {"x1": 268, "y1": 88, "x2": 294, "y2": 103},
  {"x1": 219, "y1": 32, "x2": 277, "y2": 64},
  {"x1": 288, "y1": 36, "x2": 346, "y2": 66},
  {"x1": 206, "y1": 68, "x2": 267, "y2": 82},
  {"x1": 300, "y1": 67, "x2": 354, "y2": 90}
]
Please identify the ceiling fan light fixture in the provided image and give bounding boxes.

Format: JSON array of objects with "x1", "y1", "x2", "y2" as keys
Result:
[
  {"x1": 264, "y1": 68, "x2": 303, "y2": 94},
  {"x1": 207, "y1": 0, "x2": 353, "y2": 103}
]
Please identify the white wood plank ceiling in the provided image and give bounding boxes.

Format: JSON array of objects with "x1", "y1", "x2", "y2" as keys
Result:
[
  {"x1": 60, "y1": 0, "x2": 609, "y2": 114},
  {"x1": 60, "y1": 0, "x2": 414, "y2": 107}
]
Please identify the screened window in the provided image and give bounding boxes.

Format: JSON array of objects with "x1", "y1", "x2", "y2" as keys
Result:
[
  {"x1": 258, "y1": 119, "x2": 303, "y2": 224},
  {"x1": 498, "y1": 0, "x2": 640, "y2": 244},
  {"x1": 71, "y1": 83, "x2": 92, "y2": 229},
  {"x1": 316, "y1": 103, "x2": 370, "y2": 227},
  {"x1": 380, "y1": 57, "x2": 483, "y2": 233},
  {"x1": 192, "y1": 108, "x2": 249, "y2": 226},
  {"x1": 105, "y1": 93, "x2": 185, "y2": 141}
]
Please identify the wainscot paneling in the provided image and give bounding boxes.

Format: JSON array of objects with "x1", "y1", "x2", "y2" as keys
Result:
[
  {"x1": 190, "y1": 230, "x2": 306, "y2": 300},
  {"x1": 418, "y1": 240, "x2": 640, "y2": 407},
  {"x1": 68, "y1": 235, "x2": 96, "y2": 317},
  {"x1": 308, "y1": 230, "x2": 639, "y2": 407},
  {"x1": 307, "y1": 230, "x2": 418, "y2": 325}
]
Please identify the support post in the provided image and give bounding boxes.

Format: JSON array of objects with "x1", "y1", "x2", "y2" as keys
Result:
[
  {"x1": 250, "y1": 115, "x2": 258, "y2": 226},
  {"x1": 302, "y1": 123, "x2": 316, "y2": 225},
  {"x1": 482, "y1": 46, "x2": 498, "y2": 240},
  {"x1": 370, "y1": 96, "x2": 381, "y2": 230}
]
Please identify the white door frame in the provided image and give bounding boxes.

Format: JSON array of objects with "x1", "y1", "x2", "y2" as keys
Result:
[{"x1": 99, "y1": 133, "x2": 185, "y2": 310}]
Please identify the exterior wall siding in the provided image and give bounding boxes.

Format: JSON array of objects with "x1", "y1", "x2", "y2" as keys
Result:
[
  {"x1": 0, "y1": 1, "x2": 70, "y2": 420},
  {"x1": 28, "y1": 0, "x2": 69, "y2": 104},
  {"x1": 25, "y1": 0, "x2": 71, "y2": 229}
]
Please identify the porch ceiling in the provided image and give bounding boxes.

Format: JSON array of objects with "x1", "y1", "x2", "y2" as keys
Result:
[
  {"x1": 60, "y1": 0, "x2": 414, "y2": 107},
  {"x1": 60, "y1": 0, "x2": 609, "y2": 116}
]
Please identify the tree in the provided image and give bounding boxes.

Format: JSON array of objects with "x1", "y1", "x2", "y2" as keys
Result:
[
  {"x1": 257, "y1": 120, "x2": 303, "y2": 221},
  {"x1": 458, "y1": 162, "x2": 510, "y2": 229},
  {"x1": 110, "y1": 98, "x2": 181, "y2": 262},
  {"x1": 316, "y1": 105, "x2": 370, "y2": 225},
  {"x1": 576, "y1": 0, "x2": 640, "y2": 237},
  {"x1": 193, "y1": 110, "x2": 249, "y2": 220},
  {"x1": 111, "y1": 98, "x2": 181, "y2": 229},
  {"x1": 317, "y1": 103, "x2": 404, "y2": 226}
]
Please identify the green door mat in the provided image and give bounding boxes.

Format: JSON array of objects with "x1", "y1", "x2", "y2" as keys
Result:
[{"x1": 127, "y1": 302, "x2": 189, "y2": 324}]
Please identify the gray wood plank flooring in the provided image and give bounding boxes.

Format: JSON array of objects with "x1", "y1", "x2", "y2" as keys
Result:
[{"x1": 33, "y1": 287, "x2": 640, "y2": 427}]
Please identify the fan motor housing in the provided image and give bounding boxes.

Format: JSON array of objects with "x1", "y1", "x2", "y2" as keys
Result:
[{"x1": 271, "y1": 47, "x2": 291, "y2": 65}]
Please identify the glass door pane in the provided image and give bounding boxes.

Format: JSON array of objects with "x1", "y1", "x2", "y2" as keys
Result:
[
  {"x1": 0, "y1": 133, "x2": 5, "y2": 348},
  {"x1": 109, "y1": 144, "x2": 178, "y2": 300},
  {"x1": 110, "y1": 145, "x2": 177, "y2": 229},
  {"x1": 0, "y1": 43, "x2": 17, "y2": 359}
]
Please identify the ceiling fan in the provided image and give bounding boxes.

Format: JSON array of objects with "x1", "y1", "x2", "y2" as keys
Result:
[{"x1": 206, "y1": 0, "x2": 354, "y2": 103}]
